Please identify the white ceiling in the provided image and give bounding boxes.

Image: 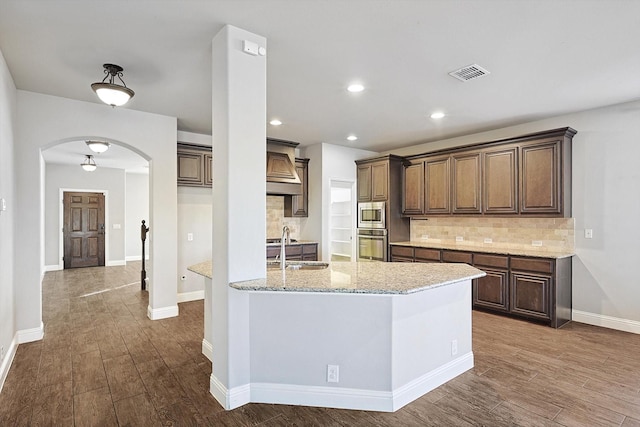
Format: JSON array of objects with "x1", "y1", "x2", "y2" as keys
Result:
[{"x1": 2, "y1": 0, "x2": 640, "y2": 170}]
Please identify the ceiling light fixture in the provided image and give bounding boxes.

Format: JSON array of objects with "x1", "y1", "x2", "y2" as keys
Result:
[
  {"x1": 347, "y1": 83, "x2": 364, "y2": 93},
  {"x1": 270, "y1": 119, "x2": 283, "y2": 126},
  {"x1": 91, "y1": 63, "x2": 135, "y2": 107},
  {"x1": 81, "y1": 155, "x2": 97, "y2": 172},
  {"x1": 86, "y1": 140, "x2": 110, "y2": 153},
  {"x1": 430, "y1": 111, "x2": 446, "y2": 119},
  {"x1": 347, "y1": 135, "x2": 358, "y2": 141}
]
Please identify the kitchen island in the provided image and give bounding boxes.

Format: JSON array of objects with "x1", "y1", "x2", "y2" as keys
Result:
[{"x1": 188, "y1": 261, "x2": 484, "y2": 412}]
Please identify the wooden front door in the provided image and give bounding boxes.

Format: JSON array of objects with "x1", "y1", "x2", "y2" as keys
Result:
[{"x1": 63, "y1": 192, "x2": 105, "y2": 269}]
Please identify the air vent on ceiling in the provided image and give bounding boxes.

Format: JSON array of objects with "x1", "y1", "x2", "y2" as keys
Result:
[{"x1": 448, "y1": 64, "x2": 490, "y2": 82}]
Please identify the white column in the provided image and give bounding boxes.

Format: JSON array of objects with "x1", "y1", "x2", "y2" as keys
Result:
[{"x1": 210, "y1": 25, "x2": 267, "y2": 409}]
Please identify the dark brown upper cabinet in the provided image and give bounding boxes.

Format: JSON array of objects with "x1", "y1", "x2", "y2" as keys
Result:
[
  {"x1": 451, "y1": 151, "x2": 481, "y2": 214},
  {"x1": 357, "y1": 159, "x2": 389, "y2": 202},
  {"x1": 401, "y1": 127, "x2": 576, "y2": 217},
  {"x1": 284, "y1": 158, "x2": 309, "y2": 217},
  {"x1": 424, "y1": 155, "x2": 451, "y2": 215},
  {"x1": 483, "y1": 147, "x2": 518, "y2": 214},
  {"x1": 177, "y1": 143, "x2": 212, "y2": 188},
  {"x1": 401, "y1": 160, "x2": 424, "y2": 215}
]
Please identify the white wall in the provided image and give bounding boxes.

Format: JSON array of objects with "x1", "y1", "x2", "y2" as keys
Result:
[
  {"x1": 44, "y1": 164, "x2": 126, "y2": 267},
  {"x1": 0, "y1": 48, "x2": 17, "y2": 389},
  {"x1": 390, "y1": 99, "x2": 640, "y2": 330},
  {"x1": 302, "y1": 143, "x2": 377, "y2": 261},
  {"x1": 177, "y1": 186, "x2": 211, "y2": 296},
  {"x1": 125, "y1": 172, "x2": 149, "y2": 260},
  {"x1": 15, "y1": 90, "x2": 178, "y2": 333}
]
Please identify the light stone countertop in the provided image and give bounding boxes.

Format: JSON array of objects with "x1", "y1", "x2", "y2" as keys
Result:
[
  {"x1": 391, "y1": 241, "x2": 575, "y2": 259},
  {"x1": 188, "y1": 260, "x2": 484, "y2": 294},
  {"x1": 187, "y1": 261, "x2": 212, "y2": 279},
  {"x1": 265, "y1": 240, "x2": 318, "y2": 247}
]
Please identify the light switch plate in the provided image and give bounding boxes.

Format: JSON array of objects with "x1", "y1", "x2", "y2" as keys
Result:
[
  {"x1": 584, "y1": 229, "x2": 593, "y2": 239},
  {"x1": 1, "y1": 198, "x2": 6, "y2": 211}
]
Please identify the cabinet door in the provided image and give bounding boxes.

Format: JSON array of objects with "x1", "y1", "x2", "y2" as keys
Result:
[
  {"x1": 402, "y1": 161, "x2": 424, "y2": 215},
  {"x1": 483, "y1": 147, "x2": 517, "y2": 214},
  {"x1": 357, "y1": 164, "x2": 372, "y2": 202},
  {"x1": 520, "y1": 140, "x2": 561, "y2": 214},
  {"x1": 177, "y1": 151, "x2": 204, "y2": 186},
  {"x1": 371, "y1": 162, "x2": 388, "y2": 201},
  {"x1": 424, "y1": 155, "x2": 450, "y2": 214},
  {"x1": 285, "y1": 159, "x2": 309, "y2": 217},
  {"x1": 473, "y1": 269, "x2": 509, "y2": 312},
  {"x1": 510, "y1": 271, "x2": 552, "y2": 321},
  {"x1": 452, "y1": 152, "x2": 481, "y2": 214},
  {"x1": 204, "y1": 153, "x2": 213, "y2": 187}
]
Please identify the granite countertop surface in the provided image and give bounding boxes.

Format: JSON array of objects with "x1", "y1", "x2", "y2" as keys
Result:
[
  {"x1": 188, "y1": 261, "x2": 212, "y2": 279},
  {"x1": 391, "y1": 240, "x2": 575, "y2": 259},
  {"x1": 229, "y1": 261, "x2": 484, "y2": 294}
]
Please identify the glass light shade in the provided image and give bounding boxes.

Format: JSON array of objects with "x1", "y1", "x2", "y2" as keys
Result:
[
  {"x1": 81, "y1": 155, "x2": 97, "y2": 172},
  {"x1": 91, "y1": 83, "x2": 134, "y2": 107},
  {"x1": 86, "y1": 141, "x2": 110, "y2": 153}
]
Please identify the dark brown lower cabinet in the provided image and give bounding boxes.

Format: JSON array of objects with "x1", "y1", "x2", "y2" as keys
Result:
[
  {"x1": 266, "y1": 243, "x2": 318, "y2": 261},
  {"x1": 474, "y1": 269, "x2": 510, "y2": 312},
  {"x1": 389, "y1": 244, "x2": 572, "y2": 328}
]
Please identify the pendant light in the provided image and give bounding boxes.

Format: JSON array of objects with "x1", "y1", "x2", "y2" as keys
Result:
[
  {"x1": 91, "y1": 64, "x2": 135, "y2": 107},
  {"x1": 86, "y1": 140, "x2": 110, "y2": 153},
  {"x1": 81, "y1": 155, "x2": 97, "y2": 172}
]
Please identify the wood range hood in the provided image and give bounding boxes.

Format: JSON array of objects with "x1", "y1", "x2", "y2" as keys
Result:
[{"x1": 266, "y1": 138, "x2": 302, "y2": 195}]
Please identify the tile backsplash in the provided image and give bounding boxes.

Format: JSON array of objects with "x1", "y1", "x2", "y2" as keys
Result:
[
  {"x1": 267, "y1": 196, "x2": 301, "y2": 239},
  {"x1": 410, "y1": 217, "x2": 574, "y2": 253}
]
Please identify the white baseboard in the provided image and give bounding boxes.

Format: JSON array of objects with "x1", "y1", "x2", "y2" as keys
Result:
[
  {"x1": 107, "y1": 260, "x2": 126, "y2": 267},
  {"x1": 125, "y1": 256, "x2": 150, "y2": 262},
  {"x1": 0, "y1": 335, "x2": 18, "y2": 393},
  {"x1": 573, "y1": 310, "x2": 640, "y2": 335},
  {"x1": 202, "y1": 339, "x2": 213, "y2": 362},
  {"x1": 147, "y1": 305, "x2": 179, "y2": 320},
  {"x1": 209, "y1": 352, "x2": 473, "y2": 412},
  {"x1": 177, "y1": 290, "x2": 205, "y2": 303},
  {"x1": 210, "y1": 374, "x2": 251, "y2": 410},
  {"x1": 17, "y1": 322, "x2": 44, "y2": 344},
  {"x1": 44, "y1": 264, "x2": 61, "y2": 272}
]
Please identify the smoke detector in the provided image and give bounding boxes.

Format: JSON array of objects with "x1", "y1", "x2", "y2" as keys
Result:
[{"x1": 448, "y1": 64, "x2": 490, "y2": 82}]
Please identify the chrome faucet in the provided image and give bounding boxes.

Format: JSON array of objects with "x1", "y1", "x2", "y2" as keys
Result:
[{"x1": 280, "y1": 225, "x2": 290, "y2": 270}]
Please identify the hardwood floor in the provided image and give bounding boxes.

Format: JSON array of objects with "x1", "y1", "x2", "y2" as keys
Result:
[{"x1": 1, "y1": 262, "x2": 639, "y2": 426}]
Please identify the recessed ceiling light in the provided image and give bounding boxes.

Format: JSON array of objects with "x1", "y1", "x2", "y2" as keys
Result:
[
  {"x1": 269, "y1": 119, "x2": 282, "y2": 126},
  {"x1": 430, "y1": 112, "x2": 446, "y2": 119},
  {"x1": 347, "y1": 135, "x2": 358, "y2": 141},
  {"x1": 347, "y1": 83, "x2": 364, "y2": 93}
]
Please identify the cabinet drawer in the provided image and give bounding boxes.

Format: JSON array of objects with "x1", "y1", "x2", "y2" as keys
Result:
[
  {"x1": 390, "y1": 246, "x2": 414, "y2": 259},
  {"x1": 302, "y1": 244, "x2": 317, "y2": 254},
  {"x1": 286, "y1": 245, "x2": 303, "y2": 256},
  {"x1": 391, "y1": 256, "x2": 414, "y2": 262},
  {"x1": 511, "y1": 257, "x2": 554, "y2": 274},
  {"x1": 414, "y1": 248, "x2": 441, "y2": 262},
  {"x1": 473, "y1": 253, "x2": 509, "y2": 269},
  {"x1": 266, "y1": 246, "x2": 280, "y2": 259},
  {"x1": 442, "y1": 250, "x2": 473, "y2": 264}
]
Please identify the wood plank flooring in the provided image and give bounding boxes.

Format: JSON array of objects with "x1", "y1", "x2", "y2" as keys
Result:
[{"x1": 1, "y1": 262, "x2": 639, "y2": 426}]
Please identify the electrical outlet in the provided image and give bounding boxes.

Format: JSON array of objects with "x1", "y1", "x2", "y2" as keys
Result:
[
  {"x1": 456, "y1": 236, "x2": 464, "y2": 242},
  {"x1": 584, "y1": 229, "x2": 593, "y2": 239},
  {"x1": 532, "y1": 240, "x2": 543, "y2": 247},
  {"x1": 421, "y1": 234, "x2": 429, "y2": 240},
  {"x1": 187, "y1": 233, "x2": 193, "y2": 241},
  {"x1": 451, "y1": 340, "x2": 458, "y2": 356},
  {"x1": 1, "y1": 345, "x2": 4, "y2": 360},
  {"x1": 327, "y1": 365, "x2": 339, "y2": 383},
  {"x1": 483, "y1": 237, "x2": 493, "y2": 244}
]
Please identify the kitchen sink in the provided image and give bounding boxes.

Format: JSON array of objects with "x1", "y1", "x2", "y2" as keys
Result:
[{"x1": 267, "y1": 261, "x2": 329, "y2": 270}]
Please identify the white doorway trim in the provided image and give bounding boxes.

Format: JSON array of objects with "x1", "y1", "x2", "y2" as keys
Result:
[
  {"x1": 57, "y1": 188, "x2": 110, "y2": 270},
  {"x1": 329, "y1": 179, "x2": 356, "y2": 261}
]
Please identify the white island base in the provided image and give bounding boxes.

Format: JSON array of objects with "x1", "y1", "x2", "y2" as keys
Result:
[{"x1": 189, "y1": 261, "x2": 482, "y2": 412}]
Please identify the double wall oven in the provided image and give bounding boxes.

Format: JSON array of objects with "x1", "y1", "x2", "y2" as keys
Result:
[{"x1": 357, "y1": 202, "x2": 388, "y2": 261}]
